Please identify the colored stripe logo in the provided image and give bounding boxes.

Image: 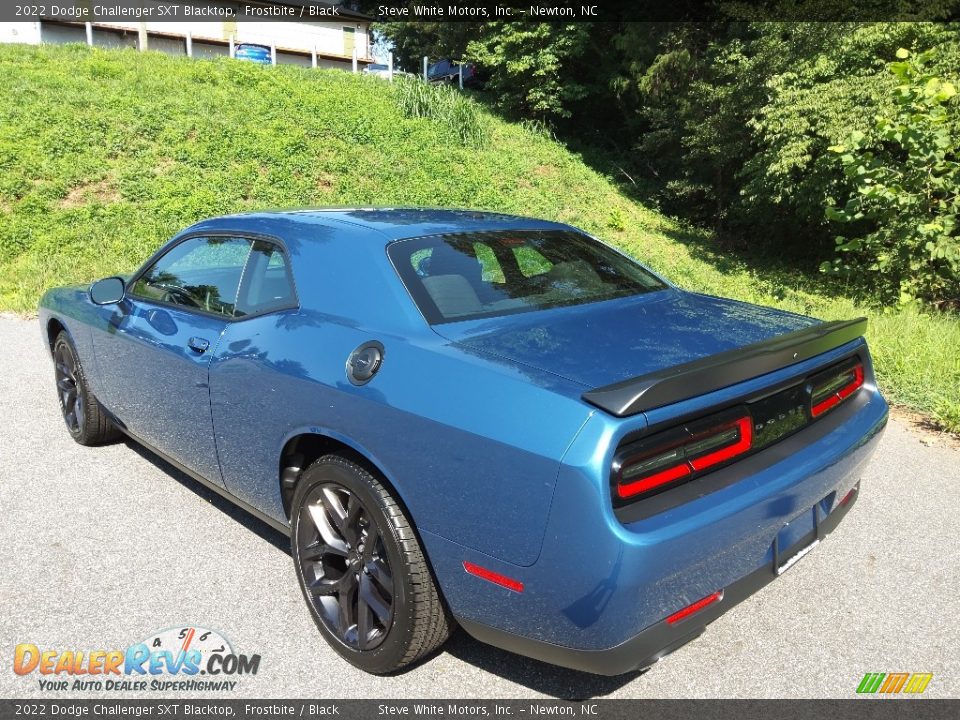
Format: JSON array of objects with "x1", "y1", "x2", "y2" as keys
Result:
[{"x1": 857, "y1": 672, "x2": 933, "y2": 694}]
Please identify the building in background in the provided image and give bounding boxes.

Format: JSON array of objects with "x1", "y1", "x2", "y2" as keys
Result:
[{"x1": 0, "y1": 1, "x2": 373, "y2": 71}]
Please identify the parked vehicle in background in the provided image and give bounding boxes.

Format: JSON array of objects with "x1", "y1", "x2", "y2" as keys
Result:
[
  {"x1": 234, "y1": 44, "x2": 271, "y2": 65},
  {"x1": 427, "y1": 58, "x2": 481, "y2": 87},
  {"x1": 362, "y1": 63, "x2": 413, "y2": 80}
]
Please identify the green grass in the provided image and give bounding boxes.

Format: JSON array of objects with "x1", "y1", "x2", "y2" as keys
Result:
[{"x1": 1, "y1": 44, "x2": 957, "y2": 431}]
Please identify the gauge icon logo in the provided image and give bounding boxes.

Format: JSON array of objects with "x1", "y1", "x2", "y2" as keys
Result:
[{"x1": 140, "y1": 626, "x2": 233, "y2": 671}]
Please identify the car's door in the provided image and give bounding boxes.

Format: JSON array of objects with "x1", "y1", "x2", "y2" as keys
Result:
[
  {"x1": 207, "y1": 239, "x2": 300, "y2": 516},
  {"x1": 92, "y1": 235, "x2": 254, "y2": 487}
]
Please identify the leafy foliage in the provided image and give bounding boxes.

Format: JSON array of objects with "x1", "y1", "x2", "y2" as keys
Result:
[
  {"x1": 375, "y1": 20, "x2": 599, "y2": 124},
  {"x1": 825, "y1": 48, "x2": 959, "y2": 307},
  {"x1": 463, "y1": 23, "x2": 592, "y2": 121},
  {"x1": 371, "y1": 21, "x2": 477, "y2": 75},
  {"x1": 623, "y1": 24, "x2": 957, "y2": 249}
]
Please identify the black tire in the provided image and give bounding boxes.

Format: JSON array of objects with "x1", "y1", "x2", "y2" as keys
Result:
[
  {"x1": 291, "y1": 455, "x2": 453, "y2": 673},
  {"x1": 53, "y1": 331, "x2": 120, "y2": 446}
]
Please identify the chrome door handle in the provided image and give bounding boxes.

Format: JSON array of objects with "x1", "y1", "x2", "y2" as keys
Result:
[{"x1": 187, "y1": 336, "x2": 210, "y2": 354}]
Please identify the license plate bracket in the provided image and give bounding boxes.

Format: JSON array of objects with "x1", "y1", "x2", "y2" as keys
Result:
[
  {"x1": 776, "y1": 537, "x2": 820, "y2": 575},
  {"x1": 773, "y1": 504, "x2": 822, "y2": 575}
]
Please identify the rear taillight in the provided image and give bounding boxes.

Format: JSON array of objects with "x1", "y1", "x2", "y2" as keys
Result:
[
  {"x1": 616, "y1": 410, "x2": 753, "y2": 500},
  {"x1": 613, "y1": 355, "x2": 866, "y2": 506},
  {"x1": 810, "y1": 361, "x2": 864, "y2": 418}
]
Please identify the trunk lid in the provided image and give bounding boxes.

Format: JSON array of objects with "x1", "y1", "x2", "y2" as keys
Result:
[{"x1": 434, "y1": 290, "x2": 820, "y2": 389}]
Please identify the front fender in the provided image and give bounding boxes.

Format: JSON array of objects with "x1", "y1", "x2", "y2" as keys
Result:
[{"x1": 37, "y1": 285, "x2": 105, "y2": 395}]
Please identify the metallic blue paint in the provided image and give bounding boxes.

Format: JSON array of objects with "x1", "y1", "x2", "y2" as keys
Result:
[
  {"x1": 38, "y1": 208, "x2": 888, "y2": 670},
  {"x1": 92, "y1": 299, "x2": 229, "y2": 485},
  {"x1": 435, "y1": 290, "x2": 818, "y2": 388}
]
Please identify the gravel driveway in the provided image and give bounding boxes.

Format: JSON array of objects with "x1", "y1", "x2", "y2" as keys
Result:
[{"x1": 1, "y1": 314, "x2": 957, "y2": 699}]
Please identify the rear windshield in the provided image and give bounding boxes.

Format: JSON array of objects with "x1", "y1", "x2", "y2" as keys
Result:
[{"x1": 388, "y1": 230, "x2": 667, "y2": 324}]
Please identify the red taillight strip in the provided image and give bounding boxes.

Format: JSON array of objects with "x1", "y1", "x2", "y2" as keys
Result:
[
  {"x1": 665, "y1": 590, "x2": 723, "y2": 625},
  {"x1": 617, "y1": 414, "x2": 752, "y2": 499},
  {"x1": 617, "y1": 462, "x2": 691, "y2": 499},
  {"x1": 689, "y1": 417, "x2": 753, "y2": 472},
  {"x1": 811, "y1": 363, "x2": 864, "y2": 418},
  {"x1": 463, "y1": 561, "x2": 524, "y2": 593}
]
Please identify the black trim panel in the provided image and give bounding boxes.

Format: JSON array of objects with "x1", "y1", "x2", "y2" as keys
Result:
[
  {"x1": 582, "y1": 317, "x2": 868, "y2": 416},
  {"x1": 457, "y1": 484, "x2": 860, "y2": 676}
]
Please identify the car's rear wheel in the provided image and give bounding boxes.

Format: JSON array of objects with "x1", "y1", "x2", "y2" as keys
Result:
[
  {"x1": 291, "y1": 455, "x2": 452, "y2": 673},
  {"x1": 53, "y1": 331, "x2": 119, "y2": 446}
]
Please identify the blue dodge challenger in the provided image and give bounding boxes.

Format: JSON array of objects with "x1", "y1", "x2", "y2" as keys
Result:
[{"x1": 39, "y1": 209, "x2": 888, "y2": 675}]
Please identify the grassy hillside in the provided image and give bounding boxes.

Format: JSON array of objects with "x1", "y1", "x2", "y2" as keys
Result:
[{"x1": 0, "y1": 44, "x2": 957, "y2": 430}]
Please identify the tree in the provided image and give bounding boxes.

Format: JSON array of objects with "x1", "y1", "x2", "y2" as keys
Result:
[
  {"x1": 464, "y1": 22, "x2": 592, "y2": 121},
  {"x1": 372, "y1": 22, "x2": 480, "y2": 73},
  {"x1": 825, "y1": 48, "x2": 959, "y2": 307}
]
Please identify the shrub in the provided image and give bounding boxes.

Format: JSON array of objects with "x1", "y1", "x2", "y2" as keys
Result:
[
  {"x1": 393, "y1": 78, "x2": 485, "y2": 147},
  {"x1": 824, "y1": 48, "x2": 959, "y2": 308}
]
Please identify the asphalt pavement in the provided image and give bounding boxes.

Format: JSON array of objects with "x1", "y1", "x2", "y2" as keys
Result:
[{"x1": 1, "y1": 314, "x2": 957, "y2": 699}]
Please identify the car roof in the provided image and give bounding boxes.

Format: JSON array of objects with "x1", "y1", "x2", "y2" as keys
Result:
[{"x1": 187, "y1": 207, "x2": 571, "y2": 244}]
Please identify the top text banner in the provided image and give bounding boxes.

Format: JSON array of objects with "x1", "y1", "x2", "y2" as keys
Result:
[{"x1": 3, "y1": 0, "x2": 959, "y2": 23}]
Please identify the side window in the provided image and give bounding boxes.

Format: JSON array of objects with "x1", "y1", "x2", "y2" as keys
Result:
[
  {"x1": 234, "y1": 240, "x2": 297, "y2": 317},
  {"x1": 130, "y1": 236, "x2": 252, "y2": 318}
]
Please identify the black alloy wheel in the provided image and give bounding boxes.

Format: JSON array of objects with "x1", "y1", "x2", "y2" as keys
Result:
[
  {"x1": 297, "y1": 482, "x2": 395, "y2": 651},
  {"x1": 291, "y1": 455, "x2": 453, "y2": 673},
  {"x1": 54, "y1": 340, "x2": 84, "y2": 435},
  {"x1": 52, "y1": 331, "x2": 119, "y2": 446}
]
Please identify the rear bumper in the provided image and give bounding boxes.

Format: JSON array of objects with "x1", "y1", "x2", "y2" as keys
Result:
[{"x1": 457, "y1": 481, "x2": 861, "y2": 676}]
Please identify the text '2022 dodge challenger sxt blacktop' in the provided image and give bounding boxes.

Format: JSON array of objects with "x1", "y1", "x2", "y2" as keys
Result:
[{"x1": 39, "y1": 208, "x2": 888, "y2": 675}]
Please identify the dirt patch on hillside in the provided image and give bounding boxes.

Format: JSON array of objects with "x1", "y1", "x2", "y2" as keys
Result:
[
  {"x1": 58, "y1": 178, "x2": 120, "y2": 209},
  {"x1": 533, "y1": 164, "x2": 558, "y2": 177}
]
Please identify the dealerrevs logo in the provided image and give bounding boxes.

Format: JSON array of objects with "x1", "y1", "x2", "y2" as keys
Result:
[{"x1": 13, "y1": 626, "x2": 260, "y2": 692}]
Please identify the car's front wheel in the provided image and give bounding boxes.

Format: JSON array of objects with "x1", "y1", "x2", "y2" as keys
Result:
[
  {"x1": 291, "y1": 455, "x2": 453, "y2": 673},
  {"x1": 53, "y1": 331, "x2": 119, "y2": 446}
]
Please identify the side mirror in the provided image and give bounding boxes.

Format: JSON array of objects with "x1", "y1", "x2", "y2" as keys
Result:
[{"x1": 90, "y1": 277, "x2": 126, "y2": 306}]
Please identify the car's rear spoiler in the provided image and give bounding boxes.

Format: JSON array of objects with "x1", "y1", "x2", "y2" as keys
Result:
[{"x1": 581, "y1": 317, "x2": 868, "y2": 417}]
